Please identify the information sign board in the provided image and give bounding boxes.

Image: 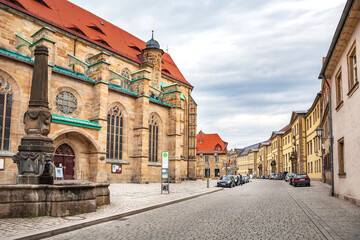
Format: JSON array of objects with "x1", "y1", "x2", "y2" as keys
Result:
[
  {"x1": 161, "y1": 151, "x2": 170, "y2": 194},
  {"x1": 161, "y1": 151, "x2": 169, "y2": 169},
  {"x1": 55, "y1": 167, "x2": 63, "y2": 178},
  {"x1": 112, "y1": 164, "x2": 122, "y2": 173}
]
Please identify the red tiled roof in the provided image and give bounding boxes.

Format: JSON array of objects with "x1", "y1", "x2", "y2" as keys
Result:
[
  {"x1": 279, "y1": 124, "x2": 291, "y2": 132},
  {"x1": 1, "y1": 0, "x2": 191, "y2": 86},
  {"x1": 196, "y1": 131, "x2": 228, "y2": 154}
]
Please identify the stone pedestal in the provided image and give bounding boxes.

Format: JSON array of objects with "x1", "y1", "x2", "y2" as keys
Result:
[{"x1": 0, "y1": 182, "x2": 110, "y2": 218}]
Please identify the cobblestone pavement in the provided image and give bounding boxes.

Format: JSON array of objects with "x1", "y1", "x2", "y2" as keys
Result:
[
  {"x1": 45, "y1": 180, "x2": 360, "y2": 240},
  {"x1": 1, "y1": 180, "x2": 218, "y2": 240}
]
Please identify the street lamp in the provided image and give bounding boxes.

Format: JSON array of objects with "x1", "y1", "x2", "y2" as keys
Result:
[
  {"x1": 316, "y1": 126, "x2": 323, "y2": 139},
  {"x1": 315, "y1": 125, "x2": 334, "y2": 196}
]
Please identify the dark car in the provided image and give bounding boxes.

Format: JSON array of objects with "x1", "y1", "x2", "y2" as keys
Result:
[
  {"x1": 217, "y1": 175, "x2": 236, "y2": 188},
  {"x1": 232, "y1": 175, "x2": 240, "y2": 186},
  {"x1": 264, "y1": 175, "x2": 269, "y2": 179},
  {"x1": 293, "y1": 174, "x2": 310, "y2": 187}
]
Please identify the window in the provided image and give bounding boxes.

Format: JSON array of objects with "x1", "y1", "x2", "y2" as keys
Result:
[
  {"x1": 204, "y1": 168, "x2": 210, "y2": 178},
  {"x1": 338, "y1": 138, "x2": 345, "y2": 174},
  {"x1": 0, "y1": 77, "x2": 12, "y2": 151},
  {"x1": 215, "y1": 156, "x2": 219, "y2": 162},
  {"x1": 205, "y1": 156, "x2": 209, "y2": 162},
  {"x1": 348, "y1": 43, "x2": 358, "y2": 89},
  {"x1": 149, "y1": 115, "x2": 159, "y2": 162},
  {"x1": 214, "y1": 169, "x2": 220, "y2": 177},
  {"x1": 121, "y1": 68, "x2": 131, "y2": 79},
  {"x1": 106, "y1": 106, "x2": 123, "y2": 160},
  {"x1": 56, "y1": 91, "x2": 77, "y2": 114},
  {"x1": 311, "y1": 162, "x2": 313, "y2": 173},
  {"x1": 335, "y1": 69, "x2": 343, "y2": 106}
]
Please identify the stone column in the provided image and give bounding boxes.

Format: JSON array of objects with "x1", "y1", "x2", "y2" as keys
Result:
[
  {"x1": 88, "y1": 53, "x2": 111, "y2": 183},
  {"x1": 13, "y1": 45, "x2": 55, "y2": 184}
]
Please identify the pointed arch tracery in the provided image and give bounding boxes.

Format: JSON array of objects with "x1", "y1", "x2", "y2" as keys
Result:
[
  {"x1": 106, "y1": 106, "x2": 123, "y2": 159},
  {"x1": 0, "y1": 77, "x2": 12, "y2": 150},
  {"x1": 148, "y1": 114, "x2": 158, "y2": 162}
]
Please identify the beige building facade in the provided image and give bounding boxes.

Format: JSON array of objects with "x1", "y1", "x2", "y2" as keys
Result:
[
  {"x1": 0, "y1": 0, "x2": 197, "y2": 184},
  {"x1": 320, "y1": 0, "x2": 360, "y2": 203}
]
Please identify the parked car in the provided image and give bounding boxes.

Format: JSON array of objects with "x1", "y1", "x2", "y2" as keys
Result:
[
  {"x1": 242, "y1": 175, "x2": 249, "y2": 183},
  {"x1": 285, "y1": 173, "x2": 292, "y2": 182},
  {"x1": 293, "y1": 174, "x2": 310, "y2": 187},
  {"x1": 289, "y1": 173, "x2": 296, "y2": 185},
  {"x1": 279, "y1": 171, "x2": 288, "y2": 180},
  {"x1": 270, "y1": 173, "x2": 276, "y2": 180},
  {"x1": 232, "y1": 175, "x2": 240, "y2": 186},
  {"x1": 217, "y1": 175, "x2": 236, "y2": 188},
  {"x1": 264, "y1": 175, "x2": 269, "y2": 179}
]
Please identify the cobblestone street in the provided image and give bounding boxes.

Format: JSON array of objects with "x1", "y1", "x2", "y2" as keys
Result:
[{"x1": 46, "y1": 180, "x2": 360, "y2": 240}]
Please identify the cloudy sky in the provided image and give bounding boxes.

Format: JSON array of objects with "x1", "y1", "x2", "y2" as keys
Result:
[{"x1": 70, "y1": 0, "x2": 345, "y2": 149}]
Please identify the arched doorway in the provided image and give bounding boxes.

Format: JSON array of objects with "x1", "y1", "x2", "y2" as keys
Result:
[{"x1": 54, "y1": 144, "x2": 75, "y2": 180}]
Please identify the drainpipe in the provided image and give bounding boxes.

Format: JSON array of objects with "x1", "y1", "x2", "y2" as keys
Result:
[
  {"x1": 320, "y1": 74, "x2": 334, "y2": 197},
  {"x1": 187, "y1": 88, "x2": 190, "y2": 179},
  {"x1": 73, "y1": 37, "x2": 78, "y2": 71}
]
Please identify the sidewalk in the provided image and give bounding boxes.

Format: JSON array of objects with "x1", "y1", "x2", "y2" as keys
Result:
[
  {"x1": 1, "y1": 180, "x2": 221, "y2": 240},
  {"x1": 284, "y1": 180, "x2": 360, "y2": 240}
]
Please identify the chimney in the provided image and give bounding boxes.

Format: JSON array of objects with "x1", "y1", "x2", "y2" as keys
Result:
[{"x1": 199, "y1": 130, "x2": 203, "y2": 143}]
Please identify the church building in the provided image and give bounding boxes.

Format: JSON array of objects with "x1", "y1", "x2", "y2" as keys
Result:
[{"x1": 0, "y1": 0, "x2": 197, "y2": 183}]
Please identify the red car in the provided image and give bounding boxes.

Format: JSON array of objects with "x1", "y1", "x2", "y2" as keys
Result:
[{"x1": 293, "y1": 174, "x2": 310, "y2": 187}]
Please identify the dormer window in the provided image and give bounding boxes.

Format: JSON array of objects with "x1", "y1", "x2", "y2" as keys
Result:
[
  {"x1": 162, "y1": 69, "x2": 171, "y2": 75},
  {"x1": 68, "y1": 27, "x2": 86, "y2": 37},
  {"x1": 88, "y1": 25, "x2": 105, "y2": 35},
  {"x1": 95, "y1": 39, "x2": 110, "y2": 47},
  {"x1": 129, "y1": 46, "x2": 141, "y2": 52},
  {"x1": 6, "y1": 0, "x2": 26, "y2": 9},
  {"x1": 33, "y1": 0, "x2": 51, "y2": 8},
  {"x1": 215, "y1": 144, "x2": 221, "y2": 152}
]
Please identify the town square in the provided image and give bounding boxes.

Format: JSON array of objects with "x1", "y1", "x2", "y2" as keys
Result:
[{"x1": 0, "y1": 0, "x2": 359, "y2": 239}]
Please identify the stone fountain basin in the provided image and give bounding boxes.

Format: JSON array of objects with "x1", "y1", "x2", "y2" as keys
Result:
[{"x1": 0, "y1": 181, "x2": 110, "y2": 218}]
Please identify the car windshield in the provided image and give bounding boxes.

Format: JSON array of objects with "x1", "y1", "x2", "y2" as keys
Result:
[
  {"x1": 242, "y1": 175, "x2": 247, "y2": 177},
  {"x1": 296, "y1": 174, "x2": 307, "y2": 178},
  {"x1": 221, "y1": 176, "x2": 231, "y2": 180}
]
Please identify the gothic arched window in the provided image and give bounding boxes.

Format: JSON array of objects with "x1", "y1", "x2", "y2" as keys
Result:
[
  {"x1": 106, "y1": 106, "x2": 123, "y2": 159},
  {"x1": 120, "y1": 68, "x2": 131, "y2": 90},
  {"x1": 0, "y1": 77, "x2": 12, "y2": 151},
  {"x1": 149, "y1": 115, "x2": 158, "y2": 162}
]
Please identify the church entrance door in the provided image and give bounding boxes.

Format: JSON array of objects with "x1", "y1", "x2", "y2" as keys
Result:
[{"x1": 54, "y1": 144, "x2": 75, "y2": 180}]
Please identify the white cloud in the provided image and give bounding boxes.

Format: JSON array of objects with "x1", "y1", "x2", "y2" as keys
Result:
[{"x1": 69, "y1": 0, "x2": 344, "y2": 149}]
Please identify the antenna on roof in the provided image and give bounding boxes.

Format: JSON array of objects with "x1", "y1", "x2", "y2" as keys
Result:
[
  {"x1": 166, "y1": 45, "x2": 169, "y2": 53},
  {"x1": 151, "y1": 30, "x2": 154, "y2": 39}
]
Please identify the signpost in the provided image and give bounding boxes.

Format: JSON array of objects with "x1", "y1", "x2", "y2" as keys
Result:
[{"x1": 161, "y1": 151, "x2": 169, "y2": 194}]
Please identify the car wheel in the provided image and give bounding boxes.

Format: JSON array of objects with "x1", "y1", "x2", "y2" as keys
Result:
[
  {"x1": 308, "y1": 183, "x2": 310, "y2": 187},
  {"x1": 293, "y1": 183, "x2": 296, "y2": 187}
]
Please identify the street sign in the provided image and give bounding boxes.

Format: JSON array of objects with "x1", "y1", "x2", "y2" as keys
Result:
[
  {"x1": 161, "y1": 151, "x2": 169, "y2": 194},
  {"x1": 162, "y1": 151, "x2": 169, "y2": 169}
]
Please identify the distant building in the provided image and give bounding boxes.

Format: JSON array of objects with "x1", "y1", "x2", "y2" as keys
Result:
[
  {"x1": 305, "y1": 93, "x2": 322, "y2": 181},
  {"x1": 196, "y1": 131, "x2": 228, "y2": 178},
  {"x1": 237, "y1": 143, "x2": 260, "y2": 176},
  {"x1": 289, "y1": 111, "x2": 307, "y2": 173}
]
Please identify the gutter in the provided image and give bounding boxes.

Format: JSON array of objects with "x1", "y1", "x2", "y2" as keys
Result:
[{"x1": 319, "y1": 0, "x2": 354, "y2": 78}]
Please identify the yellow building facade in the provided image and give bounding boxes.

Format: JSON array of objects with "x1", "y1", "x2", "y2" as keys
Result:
[
  {"x1": 282, "y1": 129, "x2": 292, "y2": 173},
  {"x1": 290, "y1": 111, "x2": 307, "y2": 174},
  {"x1": 305, "y1": 93, "x2": 322, "y2": 180}
]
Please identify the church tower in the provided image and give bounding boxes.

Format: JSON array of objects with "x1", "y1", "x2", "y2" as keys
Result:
[{"x1": 142, "y1": 31, "x2": 164, "y2": 90}]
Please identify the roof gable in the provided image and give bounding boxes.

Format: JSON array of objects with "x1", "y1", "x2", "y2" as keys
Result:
[{"x1": 196, "y1": 132, "x2": 228, "y2": 154}]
